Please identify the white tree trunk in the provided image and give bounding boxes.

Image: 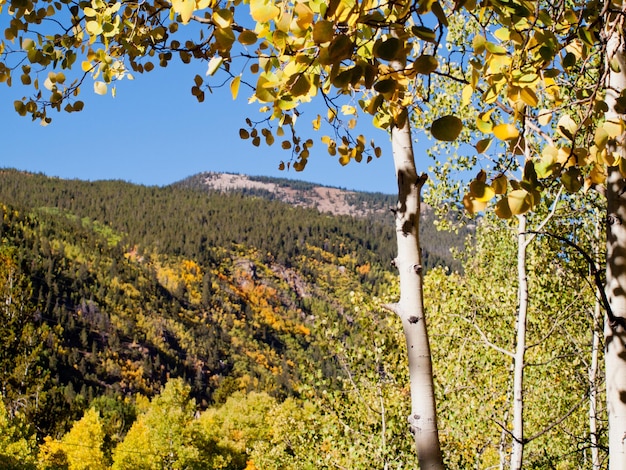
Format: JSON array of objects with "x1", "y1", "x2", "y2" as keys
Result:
[
  {"x1": 510, "y1": 215, "x2": 528, "y2": 470},
  {"x1": 590, "y1": 295, "x2": 602, "y2": 470},
  {"x1": 604, "y1": 13, "x2": 626, "y2": 468},
  {"x1": 590, "y1": 220, "x2": 603, "y2": 470},
  {"x1": 605, "y1": 168, "x2": 626, "y2": 470},
  {"x1": 386, "y1": 112, "x2": 444, "y2": 470}
]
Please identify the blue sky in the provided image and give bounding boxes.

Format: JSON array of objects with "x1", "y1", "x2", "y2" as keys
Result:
[{"x1": 0, "y1": 55, "x2": 417, "y2": 194}]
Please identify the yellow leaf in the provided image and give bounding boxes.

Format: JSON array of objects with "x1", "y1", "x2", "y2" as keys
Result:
[
  {"x1": 373, "y1": 37, "x2": 403, "y2": 61},
  {"x1": 312, "y1": 115, "x2": 321, "y2": 131},
  {"x1": 294, "y1": 2, "x2": 314, "y2": 30},
  {"x1": 495, "y1": 197, "x2": 512, "y2": 219},
  {"x1": 206, "y1": 56, "x2": 223, "y2": 76},
  {"x1": 588, "y1": 165, "x2": 605, "y2": 185},
  {"x1": 94, "y1": 81, "x2": 107, "y2": 95},
  {"x1": 213, "y1": 9, "x2": 233, "y2": 27},
  {"x1": 313, "y1": 20, "x2": 334, "y2": 44},
  {"x1": 561, "y1": 167, "x2": 582, "y2": 192},
  {"x1": 411, "y1": 26, "x2": 436, "y2": 42},
  {"x1": 475, "y1": 138, "x2": 492, "y2": 153},
  {"x1": 595, "y1": 126, "x2": 609, "y2": 149},
  {"x1": 215, "y1": 27, "x2": 235, "y2": 52},
  {"x1": 492, "y1": 174, "x2": 507, "y2": 194},
  {"x1": 494, "y1": 27, "x2": 510, "y2": 41},
  {"x1": 476, "y1": 115, "x2": 493, "y2": 133},
  {"x1": 341, "y1": 104, "x2": 356, "y2": 115},
  {"x1": 171, "y1": 0, "x2": 194, "y2": 24},
  {"x1": 230, "y1": 75, "x2": 241, "y2": 100},
  {"x1": 493, "y1": 123, "x2": 519, "y2": 141},
  {"x1": 538, "y1": 109, "x2": 552, "y2": 126},
  {"x1": 463, "y1": 193, "x2": 488, "y2": 214},
  {"x1": 469, "y1": 180, "x2": 495, "y2": 202},
  {"x1": 250, "y1": 0, "x2": 279, "y2": 22},
  {"x1": 255, "y1": 75, "x2": 276, "y2": 102},
  {"x1": 508, "y1": 189, "x2": 531, "y2": 215},
  {"x1": 462, "y1": 84, "x2": 473, "y2": 107},
  {"x1": 473, "y1": 34, "x2": 486, "y2": 54},
  {"x1": 432, "y1": 2, "x2": 448, "y2": 27},
  {"x1": 328, "y1": 34, "x2": 353, "y2": 62},
  {"x1": 519, "y1": 87, "x2": 538, "y2": 107},
  {"x1": 21, "y1": 38, "x2": 35, "y2": 50},
  {"x1": 556, "y1": 114, "x2": 577, "y2": 139},
  {"x1": 85, "y1": 20, "x2": 103, "y2": 36},
  {"x1": 43, "y1": 76, "x2": 54, "y2": 91},
  {"x1": 603, "y1": 120, "x2": 623, "y2": 138}
]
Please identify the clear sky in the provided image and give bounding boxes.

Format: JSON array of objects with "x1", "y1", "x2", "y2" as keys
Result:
[{"x1": 0, "y1": 53, "x2": 422, "y2": 195}]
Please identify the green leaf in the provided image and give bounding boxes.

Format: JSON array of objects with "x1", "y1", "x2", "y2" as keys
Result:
[
  {"x1": 475, "y1": 138, "x2": 492, "y2": 153},
  {"x1": 328, "y1": 34, "x2": 353, "y2": 62},
  {"x1": 13, "y1": 100, "x2": 26, "y2": 116},
  {"x1": 411, "y1": 26, "x2": 436, "y2": 42},
  {"x1": 290, "y1": 74, "x2": 311, "y2": 97},
  {"x1": 485, "y1": 42, "x2": 507, "y2": 55},
  {"x1": 432, "y1": 1, "x2": 448, "y2": 26},
  {"x1": 414, "y1": 55, "x2": 438, "y2": 74},
  {"x1": 332, "y1": 68, "x2": 354, "y2": 88},
  {"x1": 561, "y1": 167, "x2": 582, "y2": 193},
  {"x1": 313, "y1": 20, "x2": 334, "y2": 44},
  {"x1": 495, "y1": 197, "x2": 512, "y2": 219},
  {"x1": 492, "y1": 174, "x2": 507, "y2": 194},
  {"x1": 431, "y1": 115, "x2": 463, "y2": 141},
  {"x1": 373, "y1": 37, "x2": 402, "y2": 61},
  {"x1": 373, "y1": 79, "x2": 396, "y2": 94},
  {"x1": 238, "y1": 30, "x2": 258, "y2": 45}
]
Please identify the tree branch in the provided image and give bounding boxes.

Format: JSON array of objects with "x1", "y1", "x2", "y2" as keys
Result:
[{"x1": 524, "y1": 230, "x2": 626, "y2": 331}]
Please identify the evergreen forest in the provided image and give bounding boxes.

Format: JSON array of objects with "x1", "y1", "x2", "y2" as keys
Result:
[{"x1": 0, "y1": 169, "x2": 607, "y2": 468}]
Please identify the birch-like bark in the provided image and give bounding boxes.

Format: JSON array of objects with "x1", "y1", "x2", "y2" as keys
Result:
[
  {"x1": 590, "y1": 219, "x2": 603, "y2": 470},
  {"x1": 509, "y1": 215, "x2": 528, "y2": 470},
  {"x1": 590, "y1": 294, "x2": 602, "y2": 470},
  {"x1": 605, "y1": 166, "x2": 626, "y2": 470},
  {"x1": 385, "y1": 111, "x2": 444, "y2": 470},
  {"x1": 605, "y1": 8, "x2": 626, "y2": 468}
]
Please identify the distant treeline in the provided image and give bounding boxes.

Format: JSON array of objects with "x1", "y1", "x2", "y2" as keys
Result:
[{"x1": 173, "y1": 171, "x2": 467, "y2": 272}]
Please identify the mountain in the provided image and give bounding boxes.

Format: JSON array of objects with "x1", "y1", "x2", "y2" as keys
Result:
[
  {"x1": 174, "y1": 171, "x2": 469, "y2": 271},
  {"x1": 0, "y1": 169, "x2": 466, "y2": 439},
  {"x1": 173, "y1": 172, "x2": 397, "y2": 218}
]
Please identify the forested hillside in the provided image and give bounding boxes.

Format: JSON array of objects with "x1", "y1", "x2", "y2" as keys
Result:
[
  {"x1": 0, "y1": 169, "x2": 603, "y2": 468},
  {"x1": 174, "y1": 171, "x2": 467, "y2": 271}
]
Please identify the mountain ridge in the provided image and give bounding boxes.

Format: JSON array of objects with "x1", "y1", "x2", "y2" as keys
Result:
[{"x1": 173, "y1": 171, "x2": 398, "y2": 218}]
